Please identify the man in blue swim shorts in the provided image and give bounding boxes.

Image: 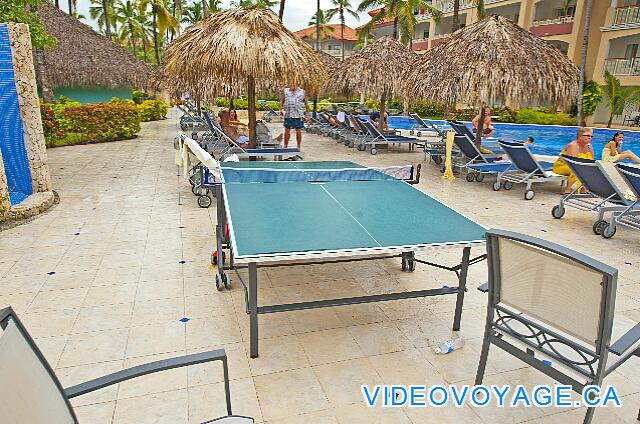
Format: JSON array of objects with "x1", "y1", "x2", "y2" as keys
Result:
[{"x1": 281, "y1": 86, "x2": 309, "y2": 149}]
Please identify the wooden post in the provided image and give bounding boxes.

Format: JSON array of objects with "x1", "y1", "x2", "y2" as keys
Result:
[
  {"x1": 247, "y1": 76, "x2": 257, "y2": 148},
  {"x1": 475, "y1": 104, "x2": 486, "y2": 148},
  {"x1": 379, "y1": 92, "x2": 387, "y2": 132}
]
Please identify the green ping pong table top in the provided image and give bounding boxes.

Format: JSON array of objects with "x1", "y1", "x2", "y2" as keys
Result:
[
  {"x1": 220, "y1": 161, "x2": 486, "y2": 262},
  {"x1": 220, "y1": 160, "x2": 364, "y2": 169}
]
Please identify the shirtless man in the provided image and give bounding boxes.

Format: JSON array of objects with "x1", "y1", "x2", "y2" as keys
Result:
[{"x1": 472, "y1": 107, "x2": 494, "y2": 139}]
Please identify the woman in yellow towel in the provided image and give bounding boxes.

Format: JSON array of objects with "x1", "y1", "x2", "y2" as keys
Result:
[{"x1": 553, "y1": 127, "x2": 595, "y2": 194}]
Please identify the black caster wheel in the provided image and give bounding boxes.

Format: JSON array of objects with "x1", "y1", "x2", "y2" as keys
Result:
[
  {"x1": 223, "y1": 273, "x2": 231, "y2": 289},
  {"x1": 524, "y1": 189, "x2": 535, "y2": 200},
  {"x1": 466, "y1": 173, "x2": 475, "y2": 182},
  {"x1": 551, "y1": 205, "x2": 565, "y2": 219},
  {"x1": 401, "y1": 258, "x2": 407, "y2": 271},
  {"x1": 475, "y1": 173, "x2": 485, "y2": 183},
  {"x1": 592, "y1": 220, "x2": 608, "y2": 235},
  {"x1": 371, "y1": 148, "x2": 377, "y2": 155},
  {"x1": 215, "y1": 274, "x2": 225, "y2": 291},
  {"x1": 357, "y1": 144, "x2": 365, "y2": 151},
  {"x1": 602, "y1": 224, "x2": 617, "y2": 239},
  {"x1": 433, "y1": 156, "x2": 443, "y2": 165},
  {"x1": 408, "y1": 260, "x2": 416, "y2": 272},
  {"x1": 198, "y1": 195, "x2": 212, "y2": 208},
  {"x1": 492, "y1": 181, "x2": 501, "y2": 191},
  {"x1": 503, "y1": 181, "x2": 514, "y2": 190},
  {"x1": 416, "y1": 131, "x2": 422, "y2": 137}
]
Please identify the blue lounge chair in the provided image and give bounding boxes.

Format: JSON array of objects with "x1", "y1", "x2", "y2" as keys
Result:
[
  {"x1": 407, "y1": 113, "x2": 447, "y2": 164},
  {"x1": 447, "y1": 120, "x2": 501, "y2": 153},
  {"x1": 258, "y1": 100, "x2": 279, "y2": 123},
  {"x1": 359, "y1": 120, "x2": 424, "y2": 155},
  {"x1": 551, "y1": 155, "x2": 636, "y2": 237},
  {"x1": 496, "y1": 140, "x2": 566, "y2": 200},
  {"x1": 450, "y1": 134, "x2": 511, "y2": 183},
  {"x1": 603, "y1": 163, "x2": 640, "y2": 238}
]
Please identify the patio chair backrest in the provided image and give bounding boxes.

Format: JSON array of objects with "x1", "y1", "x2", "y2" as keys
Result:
[
  {"x1": 0, "y1": 307, "x2": 77, "y2": 423},
  {"x1": 616, "y1": 163, "x2": 640, "y2": 199},
  {"x1": 486, "y1": 230, "x2": 617, "y2": 352},
  {"x1": 410, "y1": 113, "x2": 446, "y2": 137},
  {"x1": 448, "y1": 120, "x2": 476, "y2": 141},
  {"x1": 362, "y1": 120, "x2": 384, "y2": 139},
  {"x1": 498, "y1": 140, "x2": 544, "y2": 175},
  {"x1": 453, "y1": 134, "x2": 485, "y2": 162},
  {"x1": 562, "y1": 155, "x2": 628, "y2": 205}
]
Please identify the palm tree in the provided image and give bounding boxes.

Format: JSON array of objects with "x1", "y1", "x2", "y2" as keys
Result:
[
  {"x1": 452, "y1": 0, "x2": 485, "y2": 32},
  {"x1": 393, "y1": 0, "x2": 441, "y2": 46},
  {"x1": 233, "y1": 0, "x2": 277, "y2": 9},
  {"x1": 577, "y1": 0, "x2": 593, "y2": 125},
  {"x1": 602, "y1": 71, "x2": 640, "y2": 128},
  {"x1": 182, "y1": 2, "x2": 203, "y2": 24},
  {"x1": 141, "y1": 0, "x2": 178, "y2": 65},
  {"x1": 90, "y1": 0, "x2": 117, "y2": 38},
  {"x1": 115, "y1": 0, "x2": 144, "y2": 55},
  {"x1": 308, "y1": 9, "x2": 335, "y2": 44},
  {"x1": 357, "y1": 0, "x2": 401, "y2": 40},
  {"x1": 278, "y1": 0, "x2": 285, "y2": 21},
  {"x1": 326, "y1": 0, "x2": 359, "y2": 60}
]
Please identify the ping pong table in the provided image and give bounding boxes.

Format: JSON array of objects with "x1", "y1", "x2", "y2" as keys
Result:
[{"x1": 214, "y1": 161, "x2": 487, "y2": 358}]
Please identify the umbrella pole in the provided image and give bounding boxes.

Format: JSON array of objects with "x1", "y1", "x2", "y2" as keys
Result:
[
  {"x1": 475, "y1": 104, "x2": 485, "y2": 148},
  {"x1": 247, "y1": 76, "x2": 257, "y2": 148},
  {"x1": 380, "y1": 92, "x2": 387, "y2": 132}
]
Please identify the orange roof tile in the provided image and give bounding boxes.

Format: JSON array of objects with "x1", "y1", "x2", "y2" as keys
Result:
[{"x1": 293, "y1": 24, "x2": 358, "y2": 41}]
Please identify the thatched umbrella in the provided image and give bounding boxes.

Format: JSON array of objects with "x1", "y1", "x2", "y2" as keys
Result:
[
  {"x1": 36, "y1": 3, "x2": 160, "y2": 100},
  {"x1": 165, "y1": 8, "x2": 327, "y2": 147},
  {"x1": 403, "y1": 15, "x2": 580, "y2": 145},
  {"x1": 317, "y1": 51, "x2": 341, "y2": 75},
  {"x1": 329, "y1": 36, "x2": 417, "y2": 129},
  {"x1": 328, "y1": 37, "x2": 415, "y2": 120}
]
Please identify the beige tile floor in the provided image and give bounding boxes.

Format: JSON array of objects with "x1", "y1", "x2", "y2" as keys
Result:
[{"x1": 1, "y1": 108, "x2": 639, "y2": 423}]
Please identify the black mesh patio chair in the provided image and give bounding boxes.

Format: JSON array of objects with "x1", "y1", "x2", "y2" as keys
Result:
[
  {"x1": 476, "y1": 229, "x2": 640, "y2": 424},
  {"x1": 0, "y1": 306, "x2": 254, "y2": 424}
]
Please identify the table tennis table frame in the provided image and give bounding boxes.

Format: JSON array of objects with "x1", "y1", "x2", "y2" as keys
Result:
[{"x1": 214, "y1": 184, "x2": 487, "y2": 358}]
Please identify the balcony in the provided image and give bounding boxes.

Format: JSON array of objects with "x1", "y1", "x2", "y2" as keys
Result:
[
  {"x1": 411, "y1": 38, "x2": 430, "y2": 51},
  {"x1": 612, "y1": 5, "x2": 640, "y2": 26},
  {"x1": 604, "y1": 57, "x2": 640, "y2": 76},
  {"x1": 529, "y1": 15, "x2": 574, "y2": 37}
]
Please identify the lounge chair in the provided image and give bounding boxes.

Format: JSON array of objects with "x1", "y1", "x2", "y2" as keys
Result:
[
  {"x1": 602, "y1": 163, "x2": 640, "y2": 238},
  {"x1": 551, "y1": 155, "x2": 638, "y2": 238},
  {"x1": 451, "y1": 134, "x2": 512, "y2": 183},
  {"x1": 447, "y1": 120, "x2": 501, "y2": 153},
  {"x1": 476, "y1": 229, "x2": 640, "y2": 424},
  {"x1": 0, "y1": 306, "x2": 254, "y2": 424},
  {"x1": 177, "y1": 104, "x2": 209, "y2": 134},
  {"x1": 359, "y1": 120, "x2": 424, "y2": 155},
  {"x1": 407, "y1": 113, "x2": 447, "y2": 164},
  {"x1": 258, "y1": 100, "x2": 279, "y2": 123},
  {"x1": 495, "y1": 140, "x2": 566, "y2": 200},
  {"x1": 202, "y1": 111, "x2": 303, "y2": 161},
  {"x1": 408, "y1": 113, "x2": 447, "y2": 139}
]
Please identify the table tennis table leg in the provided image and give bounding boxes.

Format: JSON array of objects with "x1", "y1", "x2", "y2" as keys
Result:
[
  {"x1": 453, "y1": 247, "x2": 471, "y2": 331},
  {"x1": 249, "y1": 262, "x2": 259, "y2": 358}
]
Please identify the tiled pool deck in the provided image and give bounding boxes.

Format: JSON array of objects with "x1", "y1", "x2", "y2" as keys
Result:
[{"x1": 0, "y1": 109, "x2": 639, "y2": 423}]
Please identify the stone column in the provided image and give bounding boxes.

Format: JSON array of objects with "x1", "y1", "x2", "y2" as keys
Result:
[
  {"x1": 0, "y1": 149, "x2": 10, "y2": 214},
  {"x1": 7, "y1": 23, "x2": 52, "y2": 193}
]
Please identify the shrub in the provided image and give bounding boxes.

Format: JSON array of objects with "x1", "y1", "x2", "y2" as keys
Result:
[
  {"x1": 213, "y1": 98, "x2": 280, "y2": 111},
  {"x1": 40, "y1": 104, "x2": 65, "y2": 147},
  {"x1": 448, "y1": 108, "x2": 477, "y2": 121},
  {"x1": 515, "y1": 108, "x2": 576, "y2": 126},
  {"x1": 491, "y1": 107, "x2": 518, "y2": 123},
  {"x1": 138, "y1": 99, "x2": 168, "y2": 121},
  {"x1": 408, "y1": 101, "x2": 445, "y2": 118},
  {"x1": 60, "y1": 102, "x2": 141, "y2": 144},
  {"x1": 133, "y1": 90, "x2": 153, "y2": 105}
]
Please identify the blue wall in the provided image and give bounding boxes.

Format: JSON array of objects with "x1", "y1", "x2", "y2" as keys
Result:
[{"x1": 0, "y1": 24, "x2": 32, "y2": 205}]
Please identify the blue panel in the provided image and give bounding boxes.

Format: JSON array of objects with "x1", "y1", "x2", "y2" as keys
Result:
[{"x1": 0, "y1": 24, "x2": 33, "y2": 205}]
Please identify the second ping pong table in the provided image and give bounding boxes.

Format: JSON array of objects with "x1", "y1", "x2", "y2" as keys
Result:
[{"x1": 214, "y1": 161, "x2": 487, "y2": 358}]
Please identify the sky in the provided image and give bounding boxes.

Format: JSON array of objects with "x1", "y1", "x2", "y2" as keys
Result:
[{"x1": 71, "y1": 0, "x2": 373, "y2": 32}]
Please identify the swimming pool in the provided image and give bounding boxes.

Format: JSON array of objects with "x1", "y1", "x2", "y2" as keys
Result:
[{"x1": 385, "y1": 116, "x2": 640, "y2": 158}]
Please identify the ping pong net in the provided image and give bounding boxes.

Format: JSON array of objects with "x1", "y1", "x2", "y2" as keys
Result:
[{"x1": 220, "y1": 165, "x2": 416, "y2": 184}]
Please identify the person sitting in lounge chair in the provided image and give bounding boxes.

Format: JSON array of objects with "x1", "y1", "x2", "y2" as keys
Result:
[
  {"x1": 219, "y1": 109, "x2": 249, "y2": 147},
  {"x1": 602, "y1": 132, "x2": 640, "y2": 163},
  {"x1": 553, "y1": 127, "x2": 595, "y2": 194},
  {"x1": 369, "y1": 109, "x2": 389, "y2": 131}
]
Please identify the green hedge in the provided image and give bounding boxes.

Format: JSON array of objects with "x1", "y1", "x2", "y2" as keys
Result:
[
  {"x1": 515, "y1": 108, "x2": 575, "y2": 126},
  {"x1": 42, "y1": 101, "x2": 141, "y2": 147},
  {"x1": 214, "y1": 98, "x2": 280, "y2": 111},
  {"x1": 138, "y1": 99, "x2": 168, "y2": 121}
]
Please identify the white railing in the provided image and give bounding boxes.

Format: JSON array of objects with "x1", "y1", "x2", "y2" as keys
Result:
[
  {"x1": 432, "y1": 33, "x2": 450, "y2": 40},
  {"x1": 604, "y1": 58, "x2": 640, "y2": 76},
  {"x1": 531, "y1": 15, "x2": 574, "y2": 27},
  {"x1": 613, "y1": 5, "x2": 640, "y2": 26},
  {"x1": 433, "y1": 0, "x2": 504, "y2": 14}
]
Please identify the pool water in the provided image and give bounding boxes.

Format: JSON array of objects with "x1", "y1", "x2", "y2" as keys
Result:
[{"x1": 385, "y1": 116, "x2": 640, "y2": 158}]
